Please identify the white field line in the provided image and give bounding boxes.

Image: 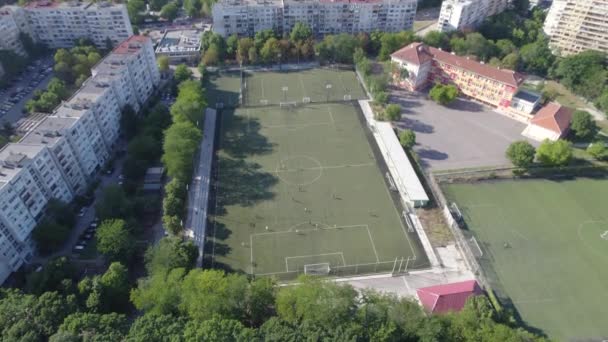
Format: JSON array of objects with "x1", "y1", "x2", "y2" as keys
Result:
[{"x1": 285, "y1": 252, "x2": 346, "y2": 272}]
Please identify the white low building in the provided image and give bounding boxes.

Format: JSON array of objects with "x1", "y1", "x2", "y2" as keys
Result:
[
  {"x1": 0, "y1": 35, "x2": 159, "y2": 285},
  {"x1": 155, "y1": 29, "x2": 204, "y2": 64}
]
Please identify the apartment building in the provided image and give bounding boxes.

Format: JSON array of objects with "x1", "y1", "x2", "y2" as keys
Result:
[
  {"x1": 0, "y1": 0, "x2": 132, "y2": 52},
  {"x1": 543, "y1": 0, "x2": 608, "y2": 56},
  {"x1": 0, "y1": 6, "x2": 29, "y2": 56},
  {"x1": 391, "y1": 42, "x2": 525, "y2": 108},
  {"x1": 437, "y1": 0, "x2": 511, "y2": 33},
  {"x1": 0, "y1": 35, "x2": 159, "y2": 284},
  {"x1": 212, "y1": 0, "x2": 417, "y2": 37}
]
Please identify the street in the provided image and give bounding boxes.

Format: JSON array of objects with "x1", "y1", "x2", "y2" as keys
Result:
[{"x1": 186, "y1": 108, "x2": 217, "y2": 267}]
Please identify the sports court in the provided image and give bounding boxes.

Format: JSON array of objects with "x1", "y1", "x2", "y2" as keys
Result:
[
  {"x1": 206, "y1": 68, "x2": 427, "y2": 280},
  {"x1": 443, "y1": 178, "x2": 608, "y2": 340}
]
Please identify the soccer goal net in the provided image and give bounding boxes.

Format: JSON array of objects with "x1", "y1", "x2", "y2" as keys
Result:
[
  {"x1": 280, "y1": 101, "x2": 298, "y2": 108},
  {"x1": 469, "y1": 236, "x2": 483, "y2": 258},
  {"x1": 302, "y1": 97, "x2": 311, "y2": 104},
  {"x1": 259, "y1": 99, "x2": 269, "y2": 105},
  {"x1": 601, "y1": 230, "x2": 608, "y2": 240},
  {"x1": 304, "y1": 263, "x2": 330, "y2": 276},
  {"x1": 343, "y1": 94, "x2": 352, "y2": 101},
  {"x1": 450, "y1": 202, "x2": 463, "y2": 223}
]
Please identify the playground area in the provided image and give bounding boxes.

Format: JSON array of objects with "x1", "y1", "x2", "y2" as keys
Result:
[
  {"x1": 206, "y1": 69, "x2": 428, "y2": 280},
  {"x1": 443, "y1": 177, "x2": 608, "y2": 341}
]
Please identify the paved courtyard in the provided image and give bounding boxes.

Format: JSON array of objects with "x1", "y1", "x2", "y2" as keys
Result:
[{"x1": 390, "y1": 88, "x2": 536, "y2": 171}]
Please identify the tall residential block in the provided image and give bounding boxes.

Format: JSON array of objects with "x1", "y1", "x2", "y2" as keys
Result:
[
  {"x1": 0, "y1": 0, "x2": 132, "y2": 53},
  {"x1": 212, "y1": 0, "x2": 417, "y2": 38},
  {"x1": 543, "y1": 0, "x2": 608, "y2": 56},
  {"x1": 437, "y1": 0, "x2": 511, "y2": 33},
  {"x1": 0, "y1": 35, "x2": 159, "y2": 285}
]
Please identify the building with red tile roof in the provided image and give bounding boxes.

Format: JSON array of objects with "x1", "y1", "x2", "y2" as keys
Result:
[
  {"x1": 391, "y1": 43, "x2": 525, "y2": 108},
  {"x1": 416, "y1": 280, "x2": 483, "y2": 314},
  {"x1": 522, "y1": 102, "x2": 573, "y2": 142}
]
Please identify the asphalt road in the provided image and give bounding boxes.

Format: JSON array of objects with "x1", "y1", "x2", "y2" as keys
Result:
[
  {"x1": 186, "y1": 108, "x2": 217, "y2": 267},
  {"x1": 1, "y1": 56, "x2": 55, "y2": 126}
]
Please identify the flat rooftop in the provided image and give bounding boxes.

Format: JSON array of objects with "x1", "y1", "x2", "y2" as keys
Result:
[
  {"x1": 0, "y1": 143, "x2": 45, "y2": 188},
  {"x1": 156, "y1": 29, "x2": 203, "y2": 54},
  {"x1": 513, "y1": 89, "x2": 541, "y2": 103},
  {"x1": 216, "y1": 0, "x2": 281, "y2": 6},
  {"x1": 20, "y1": 116, "x2": 77, "y2": 146}
]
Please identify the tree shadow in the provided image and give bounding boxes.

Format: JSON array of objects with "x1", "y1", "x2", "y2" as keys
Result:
[
  {"x1": 221, "y1": 113, "x2": 275, "y2": 158},
  {"x1": 416, "y1": 148, "x2": 449, "y2": 161},
  {"x1": 447, "y1": 98, "x2": 485, "y2": 112},
  {"x1": 395, "y1": 117, "x2": 435, "y2": 134},
  {"x1": 204, "y1": 72, "x2": 240, "y2": 108},
  {"x1": 216, "y1": 156, "x2": 277, "y2": 207},
  {"x1": 209, "y1": 221, "x2": 232, "y2": 241}
]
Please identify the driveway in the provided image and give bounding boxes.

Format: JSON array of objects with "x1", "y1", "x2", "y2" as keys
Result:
[{"x1": 390, "y1": 87, "x2": 536, "y2": 171}]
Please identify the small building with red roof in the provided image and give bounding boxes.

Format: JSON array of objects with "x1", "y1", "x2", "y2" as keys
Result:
[
  {"x1": 391, "y1": 43, "x2": 525, "y2": 108},
  {"x1": 522, "y1": 102, "x2": 573, "y2": 142},
  {"x1": 416, "y1": 279, "x2": 483, "y2": 314}
]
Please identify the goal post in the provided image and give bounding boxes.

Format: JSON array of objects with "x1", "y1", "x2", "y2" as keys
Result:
[
  {"x1": 302, "y1": 96, "x2": 311, "y2": 103},
  {"x1": 279, "y1": 101, "x2": 298, "y2": 108},
  {"x1": 469, "y1": 236, "x2": 483, "y2": 258},
  {"x1": 304, "y1": 263, "x2": 330, "y2": 276},
  {"x1": 343, "y1": 94, "x2": 352, "y2": 101}
]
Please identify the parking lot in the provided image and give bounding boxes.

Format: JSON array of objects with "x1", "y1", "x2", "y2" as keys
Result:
[
  {"x1": 390, "y1": 87, "x2": 536, "y2": 171},
  {"x1": 0, "y1": 56, "x2": 55, "y2": 125}
]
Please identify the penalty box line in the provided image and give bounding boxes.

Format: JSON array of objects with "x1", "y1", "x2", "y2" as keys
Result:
[{"x1": 250, "y1": 224, "x2": 380, "y2": 268}]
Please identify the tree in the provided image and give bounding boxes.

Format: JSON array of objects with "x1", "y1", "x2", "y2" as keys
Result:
[
  {"x1": 131, "y1": 267, "x2": 187, "y2": 315},
  {"x1": 174, "y1": 64, "x2": 193, "y2": 83},
  {"x1": 378, "y1": 31, "x2": 414, "y2": 61},
  {"x1": 551, "y1": 50, "x2": 607, "y2": 100},
  {"x1": 25, "y1": 257, "x2": 75, "y2": 295},
  {"x1": 519, "y1": 37, "x2": 554, "y2": 76},
  {"x1": 248, "y1": 47, "x2": 258, "y2": 64},
  {"x1": 506, "y1": 141, "x2": 536, "y2": 168},
  {"x1": 53, "y1": 312, "x2": 129, "y2": 341},
  {"x1": 149, "y1": 0, "x2": 169, "y2": 11},
  {"x1": 595, "y1": 90, "x2": 608, "y2": 116},
  {"x1": 399, "y1": 129, "x2": 416, "y2": 149},
  {"x1": 96, "y1": 219, "x2": 133, "y2": 262},
  {"x1": 99, "y1": 262, "x2": 130, "y2": 313},
  {"x1": 179, "y1": 269, "x2": 249, "y2": 321},
  {"x1": 127, "y1": 0, "x2": 145, "y2": 24},
  {"x1": 536, "y1": 140, "x2": 573, "y2": 166},
  {"x1": 429, "y1": 84, "x2": 458, "y2": 105},
  {"x1": 290, "y1": 22, "x2": 312, "y2": 42},
  {"x1": 33, "y1": 219, "x2": 71, "y2": 255},
  {"x1": 226, "y1": 34, "x2": 238, "y2": 59},
  {"x1": 202, "y1": 45, "x2": 220, "y2": 65},
  {"x1": 170, "y1": 80, "x2": 206, "y2": 124},
  {"x1": 184, "y1": 317, "x2": 256, "y2": 341},
  {"x1": 96, "y1": 185, "x2": 133, "y2": 220},
  {"x1": 422, "y1": 31, "x2": 449, "y2": 50},
  {"x1": 276, "y1": 276, "x2": 357, "y2": 328},
  {"x1": 158, "y1": 56, "x2": 169, "y2": 74},
  {"x1": 260, "y1": 37, "x2": 281, "y2": 64},
  {"x1": 570, "y1": 110, "x2": 598, "y2": 141},
  {"x1": 587, "y1": 142, "x2": 607, "y2": 160},
  {"x1": 127, "y1": 313, "x2": 186, "y2": 341},
  {"x1": 384, "y1": 104, "x2": 401, "y2": 121},
  {"x1": 163, "y1": 120, "x2": 202, "y2": 181},
  {"x1": 145, "y1": 237, "x2": 198, "y2": 274},
  {"x1": 160, "y1": 2, "x2": 179, "y2": 21},
  {"x1": 236, "y1": 38, "x2": 254, "y2": 64}
]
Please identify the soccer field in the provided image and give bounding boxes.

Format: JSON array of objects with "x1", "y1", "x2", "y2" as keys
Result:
[
  {"x1": 207, "y1": 99, "x2": 428, "y2": 280},
  {"x1": 443, "y1": 178, "x2": 608, "y2": 341}
]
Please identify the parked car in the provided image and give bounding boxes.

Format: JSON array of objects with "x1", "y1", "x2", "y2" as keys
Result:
[{"x1": 73, "y1": 245, "x2": 85, "y2": 252}]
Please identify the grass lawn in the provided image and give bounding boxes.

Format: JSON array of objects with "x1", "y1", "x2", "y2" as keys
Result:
[
  {"x1": 413, "y1": 20, "x2": 435, "y2": 32},
  {"x1": 443, "y1": 178, "x2": 608, "y2": 341}
]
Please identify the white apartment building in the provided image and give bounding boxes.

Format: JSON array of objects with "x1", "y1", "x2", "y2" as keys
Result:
[
  {"x1": 0, "y1": 35, "x2": 159, "y2": 284},
  {"x1": 212, "y1": 0, "x2": 417, "y2": 37},
  {"x1": 0, "y1": 0, "x2": 132, "y2": 52},
  {"x1": 437, "y1": 0, "x2": 511, "y2": 33},
  {"x1": 543, "y1": 0, "x2": 608, "y2": 56},
  {"x1": 0, "y1": 6, "x2": 29, "y2": 56}
]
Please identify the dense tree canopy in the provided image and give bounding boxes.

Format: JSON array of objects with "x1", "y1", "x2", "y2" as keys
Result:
[
  {"x1": 506, "y1": 141, "x2": 536, "y2": 168},
  {"x1": 569, "y1": 110, "x2": 598, "y2": 141},
  {"x1": 96, "y1": 219, "x2": 133, "y2": 262},
  {"x1": 536, "y1": 140, "x2": 573, "y2": 166},
  {"x1": 430, "y1": 84, "x2": 459, "y2": 105}
]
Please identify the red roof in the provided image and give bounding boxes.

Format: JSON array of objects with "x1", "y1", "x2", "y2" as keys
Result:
[
  {"x1": 113, "y1": 36, "x2": 150, "y2": 55},
  {"x1": 391, "y1": 43, "x2": 525, "y2": 87},
  {"x1": 531, "y1": 102, "x2": 573, "y2": 135},
  {"x1": 416, "y1": 280, "x2": 483, "y2": 314},
  {"x1": 24, "y1": 0, "x2": 61, "y2": 9}
]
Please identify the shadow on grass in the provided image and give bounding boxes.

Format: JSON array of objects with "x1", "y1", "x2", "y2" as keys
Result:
[
  {"x1": 221, "y1": 114, "x2": 275, "y2": 158},
  {"x1": 216, "y1": 157, "x2": 277, "y2": 207},
  {"x1": 204, "y1": 72, "x2": 241, "y2": 108}
]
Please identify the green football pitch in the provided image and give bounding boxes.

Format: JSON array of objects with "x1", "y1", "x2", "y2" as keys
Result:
[
  {"x1": 205, "y1": 68, "x2": 368, "y2": 108},
  {"x1": 205, "y1": 69, "x2": 427, "y2": 280},
  {"x1": 443, "y1": 178, "x2": 608, "y2": 341}
]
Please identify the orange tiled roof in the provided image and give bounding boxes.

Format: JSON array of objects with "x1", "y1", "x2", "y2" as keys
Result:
[
  {"x1": 531, "y1": 102, "x2": 573, "y2": 135},
  {"x1": 391, "y1": 43, "x2": 525, "y2": 87}
]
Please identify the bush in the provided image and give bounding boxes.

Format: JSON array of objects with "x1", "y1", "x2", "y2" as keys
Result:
[
  {"x1": 373, "y1": 91, "x2": 388, "y2": 105},
  {"x1": 384, "y1": 104, "x2": 401, "y2": 121},
  {"x1": 429, "y1": 84, "x2": 458, "y2": 105},
  {"x1": 399, "y1": 129, "x2": 416, "y2": 149},
  {"x1": 536, "y1": 139, "x2": 572, "y2": 166},
  {"x1": 587, "y1": 142, "x2": 607, "y2": 160},
  {"x1": 506, "y1": 141, "x2": 536, "y2": 168}
]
